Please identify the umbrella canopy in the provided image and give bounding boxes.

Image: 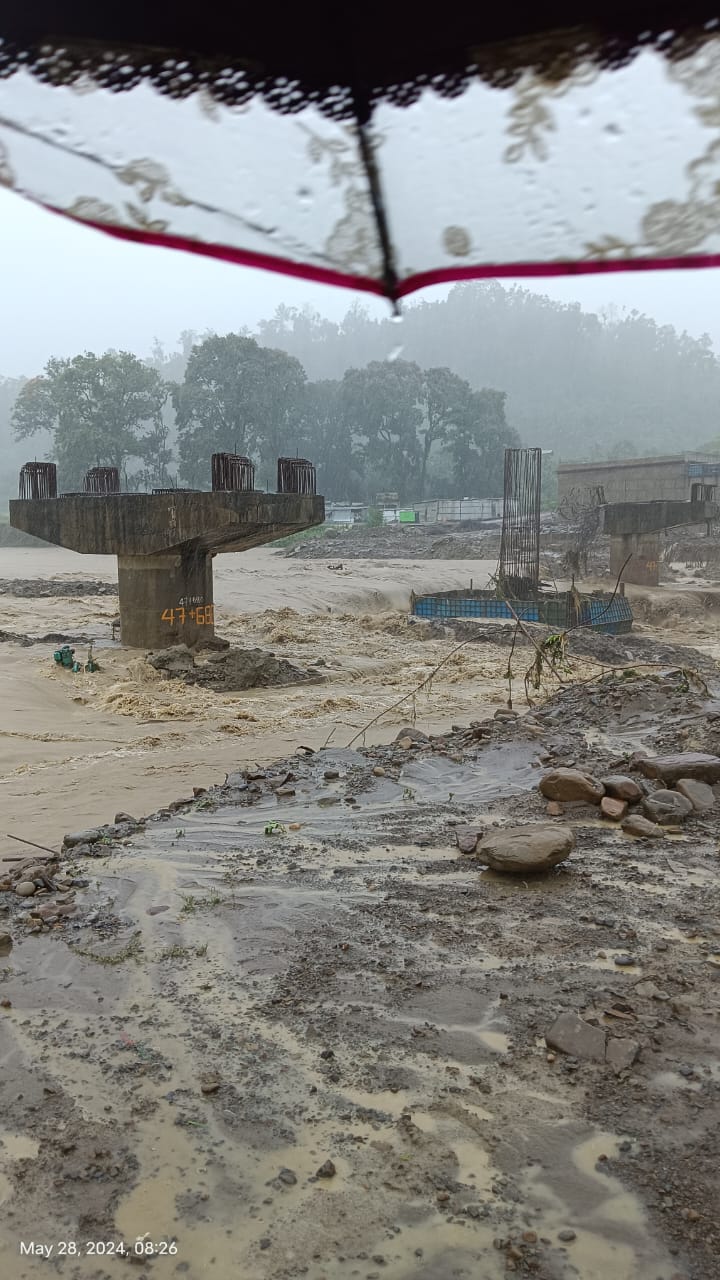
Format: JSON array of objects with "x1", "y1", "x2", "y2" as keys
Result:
[{"x1": 2, "y1": 5, "x2": 720, "y2": 302}]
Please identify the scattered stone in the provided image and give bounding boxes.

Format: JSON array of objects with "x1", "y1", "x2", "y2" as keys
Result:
[
  {"x1": 397, "y1": 737, "x2": 415, "y2": 751},
  {"x1": 395, "y1": 726, "x2": 429, "y2": 744},
  {"x1": 475, "y1": 824, "x2": 574, "y2": 875},
  {"x1": 63, "y1": 829, "x2": 102, "y2": 847},
  {"x1": 0, "y1": 933, "x2": 12, "y2": 955},
  {"x1": 455, "y1": 827, "x2": 481, "y2": 855},
  {"x1": 146, "y1": 905, "x2": 169, "y2": 916},
  {"x1": 275, "y1": 786, "x2": 296, "y2": 798},
  {"x1": 621, "y1": 814, "x2": 665, "y2": 840},
  {"x1": 558, "y1": 1230, "x2": 576, "y2": 1243},
  {"x1": 539, "y1": 769, "x2": 604, "y2": 805},
  {"x1": 316, "y1": 1160, "x2": 336, "y2": 1179},
  {"x1": 278, "y1": 1168, "x2": 297, "y2": 1186},
  {"x1": 545, "y1": 801, "x2": 563, "y2": 817},
  {"x1": 600, "y1": 796, "x2": 628, "y2": 821},
  {"x1": 114, "y1": 812, "x2": 138, "y2": 824},
  {"x1": 636, "y1": 752, "x2": 720, "y2": 784},
  {"x1": 614, "y1": 955, "x2": 636, "y2": 966},
  {"x1": 546, "y1": 1011, "x2": 606, "y2": 1061},
  {"x1": 675, "y1": 778, "x2": 715, "y2": 812},
  {"x1": 200, "y1": 1076, "x2": 221, "y2": 1094},
  {"x1": 14, "y1": 881, "x2": 36, "y2": 897},
  {"x1": 323, "y1": 769, "x2": 340, "y2": 781},
  {"x1": 634, "y1": 981, "x2": 668, "y2": 1000},
  {"x1": 0, "y1": 997, "x2": 11, "y2": 1008},
  {"x1": 642, "y1": 790, "x2": 693, "y2": 824},
  {"x1": 372, "y1": 766, "x2": 386, "y2": 777},
  {"x1": 605, "y1": 1037, "x2": 640, "y2": 1071},
  {"x1": 546, "y1": 1012, "x2": 639, "y2": 1071},
  {"x1": 601, "y1": 775, "x2": 643, "y2": 802}
]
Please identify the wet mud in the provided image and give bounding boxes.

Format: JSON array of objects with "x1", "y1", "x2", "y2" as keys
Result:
[{"x1": 0, "y1": 547, "x2": 718, "y2": 1279}]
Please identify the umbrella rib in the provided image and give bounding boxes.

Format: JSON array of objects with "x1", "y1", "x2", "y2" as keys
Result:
[{"x1": 352, "y1": 91, "x2": 400, "y2": 310}]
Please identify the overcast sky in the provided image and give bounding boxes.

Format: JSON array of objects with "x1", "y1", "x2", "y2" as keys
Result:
[{"x1": 3, "y1": 185, "x2": 720, "y2": 378}]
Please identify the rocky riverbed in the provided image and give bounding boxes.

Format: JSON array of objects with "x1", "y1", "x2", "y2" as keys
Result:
[{"x1": 1, "y1": 660, "x2": 719, "y2": 1279}]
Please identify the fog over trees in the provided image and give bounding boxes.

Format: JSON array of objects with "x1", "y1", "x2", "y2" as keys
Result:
[{"x1": 3, "y1": 282, "x2": 719, "y2": 510}]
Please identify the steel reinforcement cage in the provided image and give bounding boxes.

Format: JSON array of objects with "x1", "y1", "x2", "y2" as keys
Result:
[
  {"x1": 83, "y1": 466, "x2": 121, "y2": 494},
  {"x1": 211, "y1": 452, "x2": 255, "y2": 492},
  {"x1": 18, "y1": 462, "x2": 57, "y2": 500},
  {"x1": 277, "y1": 457, "x2": 316, "y2": 495},
  {"x1": 499, "y1": 447, "x2": 542, "y2": 597}
]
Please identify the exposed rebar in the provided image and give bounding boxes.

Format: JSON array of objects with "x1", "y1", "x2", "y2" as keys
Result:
[
  {"x1": 83, "y1": 466, "x2": 120, "y2": 494},
  {"x1": 498, "y1": 447, "x2": 542, "y2": 597},
  {"x1": 277, "y1": 458, "x2": 316, "y2": 495},
  {"x1": 211, "y1": 453, "x2": 255, "y2": 492},
  {"x1": 18, "y1": 462, "x2": 57, "y2": 500}
]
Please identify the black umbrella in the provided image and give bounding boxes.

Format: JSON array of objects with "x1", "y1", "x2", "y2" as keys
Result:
[{"x1": 2, "y1": 5, "x2": 720, "y2": 303}]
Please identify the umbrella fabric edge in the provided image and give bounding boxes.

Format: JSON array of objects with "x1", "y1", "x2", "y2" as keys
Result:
[{"x1": 40, "y1": 200, "x2": 720, "y2": 303}]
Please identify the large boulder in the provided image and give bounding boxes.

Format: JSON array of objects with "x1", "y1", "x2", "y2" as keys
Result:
[
  {"x1": 642, "y1": 790, "x2": 693, "y2": 824},
  {"x1": 539, "y1": 769, "x2": 604, "y2": 805},
  {"x1": 601, "y1": 775, "x2": 643, "y2": 803},
  {"x1": 475, "y1": 824, "x2": 574, "y2": 875},
  {"x1": 636, "y1": 753, "x2": 720, "y2": 785},
  {"x1": 675, "y1": 778, "x2": 715, "y2": 813}
]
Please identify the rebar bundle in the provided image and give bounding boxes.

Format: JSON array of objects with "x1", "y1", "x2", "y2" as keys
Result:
[
  {"x1": 277, "y1": 457, "x2": 316, "y2": 495},
  {"x1": 211, "y1": 453, "x2": 255, "y2": 492},
  {"x1": 83, "y1": 466, "x2": 120, "y2": 494},
  {"x1": 498, "y1": 447, "x2": 542, "y2": 597},
  {"x1": 18, "y1": 462, "x2": 57, "y2": 500},
  {"x1": 557, "y1": 485, "x2": 605, "y2": 579}
]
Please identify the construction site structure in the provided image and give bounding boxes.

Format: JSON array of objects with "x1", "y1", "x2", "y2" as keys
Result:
[
  {"x1": 10, "y1": 457, "x2": 323, "y2": 648},
  {"x1": 603, "y1": 499, "x2": 719, "y2": 586}
]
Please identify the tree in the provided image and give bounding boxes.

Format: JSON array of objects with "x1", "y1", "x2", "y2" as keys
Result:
[
  {"x1": 300, "y1": 380, "x2": 361, "y2": 499},
  {"x1": 447, "y1": 389, "x2": 519, "y2": 496},
  {"x1": 173, "y1": 333, "x2": 306, "y2": 487},
  {"x1": 255, "y1": 283, "x2": 720, "y2": 465},
  {"x1": 340, "y1": 359, "x2": 423, "y2": 498},
  {"x1": 12, "y1": 351, "x2": 169, "y2": 490},
  {"x1": 417, "y1": 367, "x2": 475, "y2": 497}
]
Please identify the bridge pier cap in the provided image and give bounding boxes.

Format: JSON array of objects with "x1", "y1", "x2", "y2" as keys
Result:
[{"x1": 10, "y1": 483, "x2": 324, "y2": 649}]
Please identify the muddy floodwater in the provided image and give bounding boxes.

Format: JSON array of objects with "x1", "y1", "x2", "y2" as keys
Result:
[{"x1": 0, "y1": 542, "x2": 719, "y2": 1280}]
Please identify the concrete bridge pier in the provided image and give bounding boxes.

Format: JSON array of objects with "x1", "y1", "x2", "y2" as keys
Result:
[
  {"x1": 603, "y1": 499, "x2": 719, "y2": 587},
  {"x1": 609, "y1": 531, "x2": 661, "y2": 588},
  {"x1": 117, "y1": 549, "x2": 215, "y2": 648},
  {"x1": 9, "y1": 488, "x2": 325, "y2": 648}
]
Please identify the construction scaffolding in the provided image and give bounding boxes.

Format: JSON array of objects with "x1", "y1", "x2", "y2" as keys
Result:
[{"x1": 498, "y1": 447, "x2": 542, "y2": 597}]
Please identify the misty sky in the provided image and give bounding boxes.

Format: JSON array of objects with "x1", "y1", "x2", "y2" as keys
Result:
[{"x1": 3, "y1": 185, "x2": 720, "y2": 378}]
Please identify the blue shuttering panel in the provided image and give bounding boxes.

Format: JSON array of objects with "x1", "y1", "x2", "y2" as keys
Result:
[{"x1": 412, "y1": 590, "x2": 633, "y2": 634}]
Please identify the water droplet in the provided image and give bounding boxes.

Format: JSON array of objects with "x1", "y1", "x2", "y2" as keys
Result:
[{"x1": 387, "y1": 345, "x2": 404, "y2": 362}]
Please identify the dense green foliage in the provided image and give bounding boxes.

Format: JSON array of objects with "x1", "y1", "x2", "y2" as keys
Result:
[{"x1": 11, "y1": 352, "x2": 169, "y2": 491}]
